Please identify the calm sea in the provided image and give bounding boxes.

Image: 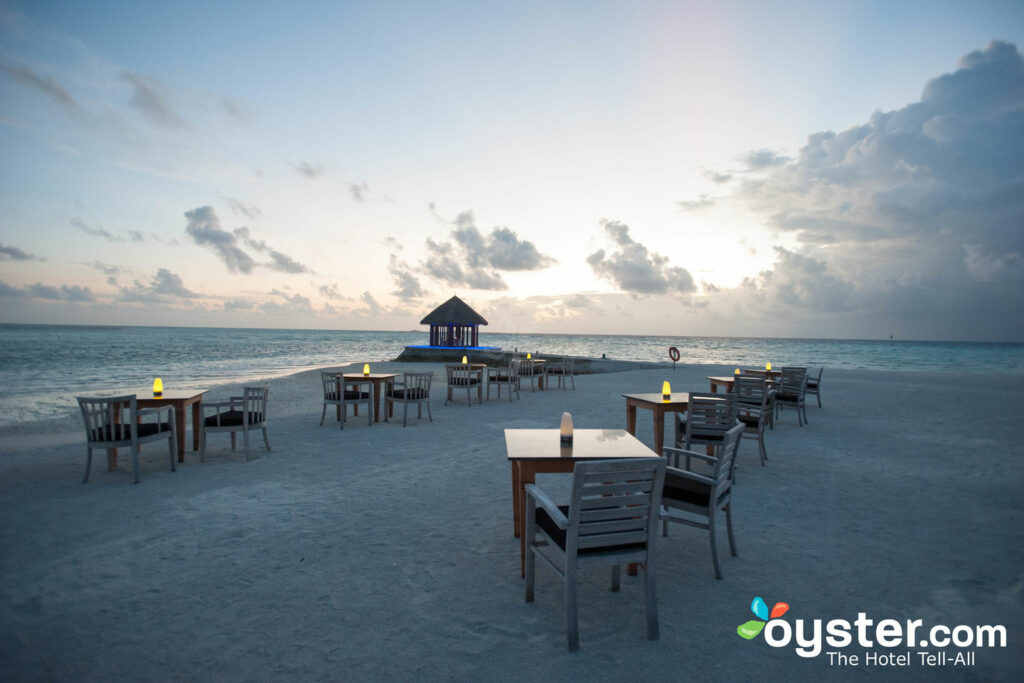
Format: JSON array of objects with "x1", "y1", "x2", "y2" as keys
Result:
[{"x1": 1, "y1": 324, "x2": 1022, "y2": 429}]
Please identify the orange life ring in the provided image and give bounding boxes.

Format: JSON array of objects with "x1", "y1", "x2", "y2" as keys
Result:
[{"x1": 668, "y1": 347, "x2": 680, "y2": 362}]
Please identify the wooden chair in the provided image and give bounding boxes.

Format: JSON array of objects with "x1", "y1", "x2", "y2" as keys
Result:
[
  {"x1": 485, "y1": 360, "x2": 520, "y2": 402},
  {"x1": 544, "y1": 357, "x2": 576, "y2": 391},
  {"x1": 525, "y1": 457, "x2": 667, "y2": 652},
  {"x1": 673, "y1": 392, "x2": 737, "y2": 456},
  {"x1": 200, "y1": 386, "x2": 271, "y2": 461},
  {"x1": 661, "y1": 422, "x2": 743, "y2": 579},
  {"x1": 77, "y1": 395, "x2": 177, "y2": 484},
  {"x1": 732, "y1": 376, "x2": 769, "y2": 466},
  {"x1": 774, "y1": 367, "x2": 808, "y2": 426},
  {"x1": 445, "y1": 364, "x2": 482, "y2": 406},
  {"x1": 806, "y1": 367, "x2": 824, "y2": 407},
  {"x1": 319, "y1": 371, "x2": 372, "y2": 429},
  {"x1": 519, "y1": 359, "x2": 546, "y2": 392},
  {"x1": 384, "y1": 372, "x2": 433, "y2": 426}
]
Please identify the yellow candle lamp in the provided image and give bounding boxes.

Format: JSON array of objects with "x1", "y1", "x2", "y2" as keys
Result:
[
  {"x1": 462, "y1": 356, "x2": 468, "y2": 364},
  {"x1": 363, "y1": 364, "x2": 370, "y2": 376},
  {"x1": 527, "y1": 352, "x2": 532, "y2": 359},
  {"x1": 734, "y1": 368, "x2": 741, "y2": 375},
  {"x1": 662, "y1": 381, "x2": 671, "y2": 401},
  {"x1": 766, "y1": 362, "x2": 772, "y2": 371},
  {"x1": 153, "y1": 377, "x2": 163, "y2": 397}
]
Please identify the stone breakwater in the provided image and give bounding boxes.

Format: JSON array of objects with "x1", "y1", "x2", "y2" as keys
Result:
[{"x1": 392, "y1": 346, "x2": 671, "y2": 374}]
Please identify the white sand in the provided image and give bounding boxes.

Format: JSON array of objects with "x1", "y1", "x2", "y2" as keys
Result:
[{"x1": 1, "y1": 362, "x2": 1021, "y2": 681}]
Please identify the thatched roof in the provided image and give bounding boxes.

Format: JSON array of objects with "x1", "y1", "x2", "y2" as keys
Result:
[{"x1": 420, "y1": 295, "x2": 488, "y2": 326}]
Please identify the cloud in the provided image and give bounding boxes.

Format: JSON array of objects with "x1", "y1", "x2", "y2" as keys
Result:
[
  {"x1": 388, "y1": 254, "x2": 425, "y2": 299},
  {"x1": 744, "y1": 148, "x2": 790, "y2": 169},
  {"x1": 349, "y1": 182, "x2": 370, "y2": 202},
  {"x1": 223, "y1": 196, "x2": 261, "y2": 219},
  {"x1": 586, "y1": 220, "x2": 697, "y2": 295},
  {"x1": 318, "y1": 283, "x2": 344, "y2": 300},
  {"x1": 233, "y1": 226, "x2": 310, "y2": 274},
  {"x1": 71, "y1": 217, "x2": 144, "y2": 243},
  {"x1": 0, "y1": 280, "x2": 95, "y2": 302},
  {"x1": 224, "y1": 298, "x2": 253, "y2": 311},
  {"x1": 0, "y1": 243, "x2": 42, "y2": 261},
  {"x1": 120, "y1": 71, "x2": 189, "y2": 130},
  {"x1": 0, "y1": 59, "x2": 80, "y2": 112},
  {"x1": 260, "y1": 289, "x2": 314, "y2": 315},
  {"x1": 85, "y1": 261, "x2": 127, "y2": 285},
  {"x1": 291, "y1": 161, "x2": 325, "y2": 179},
  {"x1": 184, "y1": 206, "x2": 256, "y2": 274},
  {"x1": 721, "y1": 40, "x2": 1024, "y2": 339},
  {"x1": 677, "y1": 194, "x2": 716, "y2": 210},
  {"x1": 119, "y1": 268, "x2": 198, "y2": 302},
  {"x1": 422, "y1": 210, "x2": 555, "y2": 290},
  {"x1": 705, "y1": 171, "x2": 733, "y2": 184}
]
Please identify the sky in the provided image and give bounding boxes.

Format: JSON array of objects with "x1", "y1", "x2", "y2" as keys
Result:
[{"x1": 1, "y1": 0, "x2": 1023, "y2": 341}]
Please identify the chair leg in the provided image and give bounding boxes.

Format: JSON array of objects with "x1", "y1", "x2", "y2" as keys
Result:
[
  {"x1": 403, "y1": 401, "x2": 409, "y2": 427},
  {"x1": 200, "y1": 428, "x2": 207, "y2": 462},
  {"x1": 759, "y1": 430, "x2": 767, "y2": 464},
  {"x1": 131, "y1": 444, "x2": 141, "y2": 485},
  {"x1": 726, "y1": 503, "x2": 738, "y2": 557},
  {"x1": 230, "y1": 432, "x2": 236, "y2": 450},
  {"x1": 566, "y1": 561, "x2": 579, "y2": 652},
  {"x1": 242, "y1": 427, "x2": 251, "y2": 461},
  {"x1": 83, "y1": 447, "x2": 93, "y2": 483},
  {"x1": 262, "y1": 427, "x2": 271, "y2": 451},
  {"x1": 709, "y1": 511, "x2": 723, "y2": 579},
  {"x1": 426, "y1": 400, "x2": 432, "y2": 422},
  {"x1": 320, "y1": 403, "x2": 326, "y2": 426},
  {"x1": 366, "y1": 400, "x2": 372, "y2": 426},
  {"x1": 610, "y1": 564, "x2": 621, "y2": 592},
  {"x1": 644, "y1": 560, "x2": 659, "y2": 641},
  {"x1": 168, "y1": 430, "x2": 177, "y2": 473}
]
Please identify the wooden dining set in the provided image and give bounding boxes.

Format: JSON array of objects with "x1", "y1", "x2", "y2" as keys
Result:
[{"x1": 506, "y1": 364, "x2": 824, "y2": 651}]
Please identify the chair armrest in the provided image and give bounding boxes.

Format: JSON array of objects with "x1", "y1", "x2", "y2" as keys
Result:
[
  {"x1": 665, "y1": 465, "x2": 716, "y2": 487},
  {"x1": 662, "y1": 446, "x2": 718, "y2": 470},
  {"x1": 525, "y1": 484, "x2": 568, "y2": 530}
]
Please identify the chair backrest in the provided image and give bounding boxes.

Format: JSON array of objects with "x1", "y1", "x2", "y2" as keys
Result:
[
  {"x1": 507, "y1": 359, "x2": 521, "y2": 380},
  {"x1": 402, "y1": 371, "x2": 433, "y2": 398},
  {"x1": 561, "y1": 357, "x2": 575, "y2": 374},
  {"x1": 78, "y1": 394, "x2": 137, "y2": 444},
  {"x1": 686, "y1": 392, "x2": 737, "y2": 439},
  {"x1": 812, "y1": 367, "x2": 823, "y2": 383},
  {"x1": 241, "y1": 387, "x2": 269, "y2": 419},
  {"x1": 712, "y1": 423, "x2": 744, "y2": 492},
  {"x1": 732, "y1": 376, "x2": 768, "y2": 409},
  {"x1": 567, "y1": 458, "x2": 667, "y2": 553},
  {"x1": 779, "y1": 367, "x2": 807, "y2": 395},
  {"x1": 320, "y1": 371, "x2": 340, "y2": 398},
  {"x1": 741, "y1": 368, "x2": 769, "y2": 378}
]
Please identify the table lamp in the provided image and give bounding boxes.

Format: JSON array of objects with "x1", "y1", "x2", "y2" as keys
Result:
[
  {"x1": 734, "y1": 368, "x2": 741, "y2": 375},
  {"x1": 363, "y1": 364, "x2": 370, "y2": 376},
  {"x1": 766, "y1": 362, "x2": 772, "y2": 371},
  {"x1": 153, "y1": 377, "x2": 163, "y2": 398},
  {"x1": 462, "y1": 356, "x2": 467, "y2": 364},
  {"x1": 662, "y1": 381, "x2": 671, "y2": 401},
  {"x1": 527, "y1": 353, "x2": 532, "y2": 359}
]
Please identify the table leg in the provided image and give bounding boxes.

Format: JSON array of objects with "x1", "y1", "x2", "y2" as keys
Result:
[
  {"x1": 653, "y1": 407, "x2": 665, "y2": 456},
  {"x1": 511, "y1": 462, "x2": 522, "y2": 537},
  {"x1": 626, "y1": 403, "x2": 637, "y2": 435},
  {"x1": 373, "y1": 382, "x2": 383, "y2": 422},
  {"x1": 518, "y1": 461, "x2": 537, "y2": 578}
]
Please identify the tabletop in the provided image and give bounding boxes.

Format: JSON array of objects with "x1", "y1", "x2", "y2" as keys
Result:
[
  {"x1": 505, "y1": 428, "x2": 659, "y2": 460},
  {"x1": 621, "y1": 392, "x2": 691, "y2": 407},
  {"x1": 106, "y1": 389, "x2": 207, "y2": 401},
  {"x1": 342, "y1": 373, "x2": 399, "y2": 380}
]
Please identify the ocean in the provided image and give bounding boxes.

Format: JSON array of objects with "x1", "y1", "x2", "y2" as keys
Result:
[{"x1": 1, "y1": 323, "x2": 1022, "y2": 429}]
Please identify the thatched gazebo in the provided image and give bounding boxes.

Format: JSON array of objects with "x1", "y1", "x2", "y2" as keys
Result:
[{"x1": 421, "y1": 295, "x2": 488, "y2": 347}]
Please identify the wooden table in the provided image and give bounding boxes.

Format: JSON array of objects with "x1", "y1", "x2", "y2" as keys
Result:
[
  {"x1": 505, "y1": 428, "x2": 659, "y2": 576},
  {"x1": 708, "y1": 375, "x2": 777, "y2": 393},
  {"x1": 342, "y1": 373, "x2": 398, "y2": 422},
  {"x1": 622, "y1": 392, "x2": 690, "y2": 456},
  {"x1": 107, "y1": 389, "x2": 207, "y2": 469}
]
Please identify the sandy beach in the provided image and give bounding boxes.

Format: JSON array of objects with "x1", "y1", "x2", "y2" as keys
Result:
[{"x1": 1, "y1": 361, "x2": 1021, "y2": 681}]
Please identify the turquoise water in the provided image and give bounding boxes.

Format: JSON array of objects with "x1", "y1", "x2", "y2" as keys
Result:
[{"x1": 1, "y1": 324, "x2": 1022, "y2": 429}]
